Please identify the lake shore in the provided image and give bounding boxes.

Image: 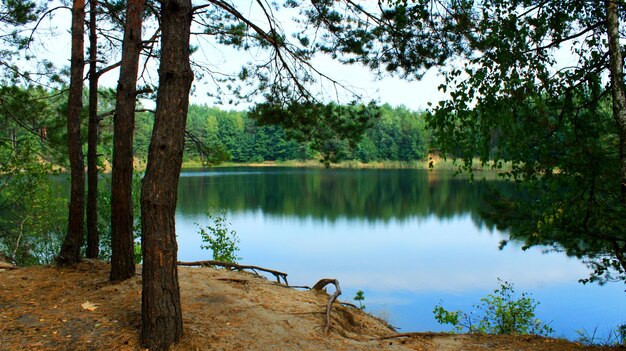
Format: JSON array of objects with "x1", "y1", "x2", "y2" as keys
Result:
[
  {"x1": 0, "y1": 261, "x2": 616, "y2": 351},
  {"x1": 180, "y1": 156, "x2": 510, "y2": 172}
]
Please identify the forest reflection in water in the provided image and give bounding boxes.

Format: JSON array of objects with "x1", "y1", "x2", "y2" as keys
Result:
[{"x1": 175, "y1": 167, "x2": 625, "y2": 340}]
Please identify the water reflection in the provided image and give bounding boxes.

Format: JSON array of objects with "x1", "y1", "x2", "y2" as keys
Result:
[
  {"x1": 175, "y1": 167, "x2": 625, "y2": 339},
  {"x1": 178, "y1": 167, "x2": 507, "y2": 224}
]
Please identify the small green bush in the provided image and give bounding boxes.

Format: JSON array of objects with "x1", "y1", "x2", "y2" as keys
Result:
[
  {"x1": 197, "y1": 210, "x2": 241, "y2": 263},
  {"x1": 354, "y1": 290, "x2": 366, "y2": 310},
  {"x1": 433, "y1": 279, "x2": 553, "y2": 336}
]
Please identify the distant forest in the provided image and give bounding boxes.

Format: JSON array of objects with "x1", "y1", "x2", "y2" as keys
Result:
[
  {"x1": 1, "y1": 88, "x2": 431, "y2": 168},
  {"x1": 176, "y1": 103, "x2": 430, "y2": 165}
]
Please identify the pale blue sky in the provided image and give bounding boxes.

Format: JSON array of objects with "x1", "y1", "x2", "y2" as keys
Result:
[{"x1": 37, "y1": 3, "x2": 446, "y2": 112}]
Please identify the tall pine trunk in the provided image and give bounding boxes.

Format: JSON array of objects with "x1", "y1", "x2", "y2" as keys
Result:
[
  {"x1": 605, "y1": 0, "x2": 626, "y2": 272},
  {"x1": 86, "y1": 0, "x2": 99, "y2": 259},
  {"x1": 140, "y1": 0, "x2": 192, "y2": 348},
  {"x1": 110, "y1": 0, "x2": 146, "y2": 281},
  {"x1": 58, "y1": 0, "x2": 85, "y2": 266}
]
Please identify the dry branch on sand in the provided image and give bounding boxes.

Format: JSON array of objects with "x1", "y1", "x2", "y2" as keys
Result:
[
  {"x1": 178, "y1": 260, "x2": 289, "y2": 285},
  {"x1": 0, "y1": 261, "x2": 17, "y2": 270}
]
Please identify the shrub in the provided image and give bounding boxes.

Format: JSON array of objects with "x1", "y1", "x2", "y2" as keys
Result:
[
  {"x1": 433, "y1": 279, "x2": 553, "y2": 336},
  {"x1": 197, "y1": 210, "x2": 240, "y2": 263}
]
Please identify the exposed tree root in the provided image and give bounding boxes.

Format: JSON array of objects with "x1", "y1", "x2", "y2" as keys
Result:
[
  {"x1": 179, "y1": 261, "x2": 347, "y2": 335},
  {"x1": 177, "y1": 260, "x2": 289, "y2": 285},
  {"x1": 340, "y1": 301, "x2": 359, "y2": 309},
  {"x1": 311, "y1": 278, "x2": 342, "y2": 334}
]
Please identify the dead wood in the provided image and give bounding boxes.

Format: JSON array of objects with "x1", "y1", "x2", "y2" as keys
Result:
[
  {"x1": 278, "y1": 285, "x2": 310, "y2": 289},
  {"x1": 216, "y1": 278, "x2": 249, "y2": 284},
  {"x1": 177, "y1": 260, "x2": 288, "y2": 285},
  {"x1": 340, "y1": 301, "x2": 360, "y2": 309},
  {"x1": 0, "y1": 262, "x2": 17, "y2": 270},
  {"x1": 311, "y1": 278, "x2": 342, "y2": 334},
  {"x1": 376, "y1": 332, "x2": 449, "y2": 340}
]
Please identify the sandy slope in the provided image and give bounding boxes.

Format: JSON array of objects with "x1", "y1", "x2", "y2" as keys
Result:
[{"x1": 0, "y1": 261, "x2": 619, "y2": 351}]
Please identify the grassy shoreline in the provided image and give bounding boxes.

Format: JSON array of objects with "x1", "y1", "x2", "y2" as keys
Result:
[{"x1": 181, "y1": 157, "x2": 510, "y2": 172}]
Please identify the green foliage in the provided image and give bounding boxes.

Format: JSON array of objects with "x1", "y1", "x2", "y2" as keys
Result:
[
  {"x1": 353, "y1": 290, "x2": 366, "y2": 310},
  {"x1": 96, "y1": 171, "x2": 143, "y2": 263},
  {"x1": 179, "y1": 102, "x2": 429, "y2": 167},
  {"x1": 0, "y1": 86, "x2": 67, "y2": 265},
  {"x1": 0, "y1": 134, "x2": 65, "y2": 266},
  {"x1": 359, "y1": 104, "x2": 429, "y2": 162},
  {"x1": 251, "y1": 101, "x2": 363, "y2": 166},
  {"x1": 433, "y1": 280, "x2": 553, "y2": 336},
  {"x1": 433, "y1": 1, "x2": 626, "y2": 285},
  {"x1": 1, "y1": 0, "x2": 41, "y2": 25},
  {"x1": 312, "y1": 0, "x2": 626, "y2": 284},
  {"x1": 0, "y1": 0, "x2": 48, "y2": 82},
  {"x1": 423, "y1": 1, "x2": 626, "y2": 283},
  {"x1": 251, "y1": 101, "x2": 379, "y2": 167},
  {"x1": 0, "y1": 84, "x2": 146, "y2": 265},
  {"x1": 197, "y1": 210, "x2": 241, "y2": 263},
  {"x1": 300, "y1": 0, "x2": 463, "y2": 79},
  {"x1": 133, "y1": 110, "x2": 154, "y2": 161}
]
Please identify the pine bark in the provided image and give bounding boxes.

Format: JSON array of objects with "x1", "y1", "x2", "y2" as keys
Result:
[
  {"x1": 110, "y1": 0, "x2": 146, "y2": 281},
  {"x1": 57, "y1": 0, "x2": 85, "y2": 266},
  {"x1": 140, "y1": 0, "x2": 193, "y2": 348},
  {"x1": 86, "y1": 0, "x2": 99, "y2": 259},
  {"x1": 605, "y1": 0, "x2": 626, "y2": 272}
]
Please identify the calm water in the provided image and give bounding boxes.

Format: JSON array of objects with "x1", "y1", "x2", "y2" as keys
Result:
[{"x1": 175, "y1": 167, "x2": 625, "y2": 340}]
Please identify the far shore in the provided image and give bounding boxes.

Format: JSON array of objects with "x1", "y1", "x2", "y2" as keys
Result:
[
  {"x1": 46, "y1": 156, "x2": 509, "y2": 174},
  {"x1": 180, "y1": 156, "x2": 511, "y2": 172}
]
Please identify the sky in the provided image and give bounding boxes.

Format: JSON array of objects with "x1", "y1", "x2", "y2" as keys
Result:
[
  {"x1": 20, "y1": 1, "x2": 589, "y2": 114},
  {"x1": 28, "y1": 2, "x2": 448, "y2": 112}
]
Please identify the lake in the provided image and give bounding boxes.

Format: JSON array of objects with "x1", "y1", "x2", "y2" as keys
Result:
[{"x1": 174, "y1": 167, "x2": 625, "y2": 340}]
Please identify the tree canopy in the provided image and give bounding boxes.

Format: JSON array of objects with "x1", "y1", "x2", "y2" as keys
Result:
[{"x1": 309, "y1": 0, "x2": 626, "y2": 284}]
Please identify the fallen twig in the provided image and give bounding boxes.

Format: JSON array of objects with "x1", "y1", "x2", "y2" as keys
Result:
[
  {"x1": 177, "y1": 260, "x2": 289, "y2": 285},
  {"x1": 311, "y1": 278, "x2": 342, "y2": 334},
  {"x1": 276, "y1": 284, "x2": 310, "y2": 290},
  {"x1": 376, "y1": 332, "x2": 449, "y2": 340}
]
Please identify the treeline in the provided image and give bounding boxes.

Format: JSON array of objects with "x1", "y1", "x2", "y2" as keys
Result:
[{"x1": 160, "y1": 103, "x2": 430, "y2": 165}]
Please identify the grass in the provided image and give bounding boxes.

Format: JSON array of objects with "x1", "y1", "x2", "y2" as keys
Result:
[{"x1": 576, "y1": 324, "x2": 626, "y2": 346}]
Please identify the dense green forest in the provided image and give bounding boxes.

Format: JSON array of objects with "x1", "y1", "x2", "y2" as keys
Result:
[{"x1": 157, "y1": 103, "x2": 429, "y2": 166}]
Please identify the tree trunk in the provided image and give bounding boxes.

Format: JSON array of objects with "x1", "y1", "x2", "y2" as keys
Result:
[
  {"x1": 110, "y1": 0, "x2": 145, "y2": 282},
  {"x1": 140, "y1": 0, "x2": 192, "y2": 348},
  {"x1": 86, "y1": 0, "x2": 99, "y2": 259},
  {"x1": 605, "y1": 0, "x2": 626, "y2": 272},
  {"x1": 57, "y1": 0, "x2": 85, "y2": 266}
]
